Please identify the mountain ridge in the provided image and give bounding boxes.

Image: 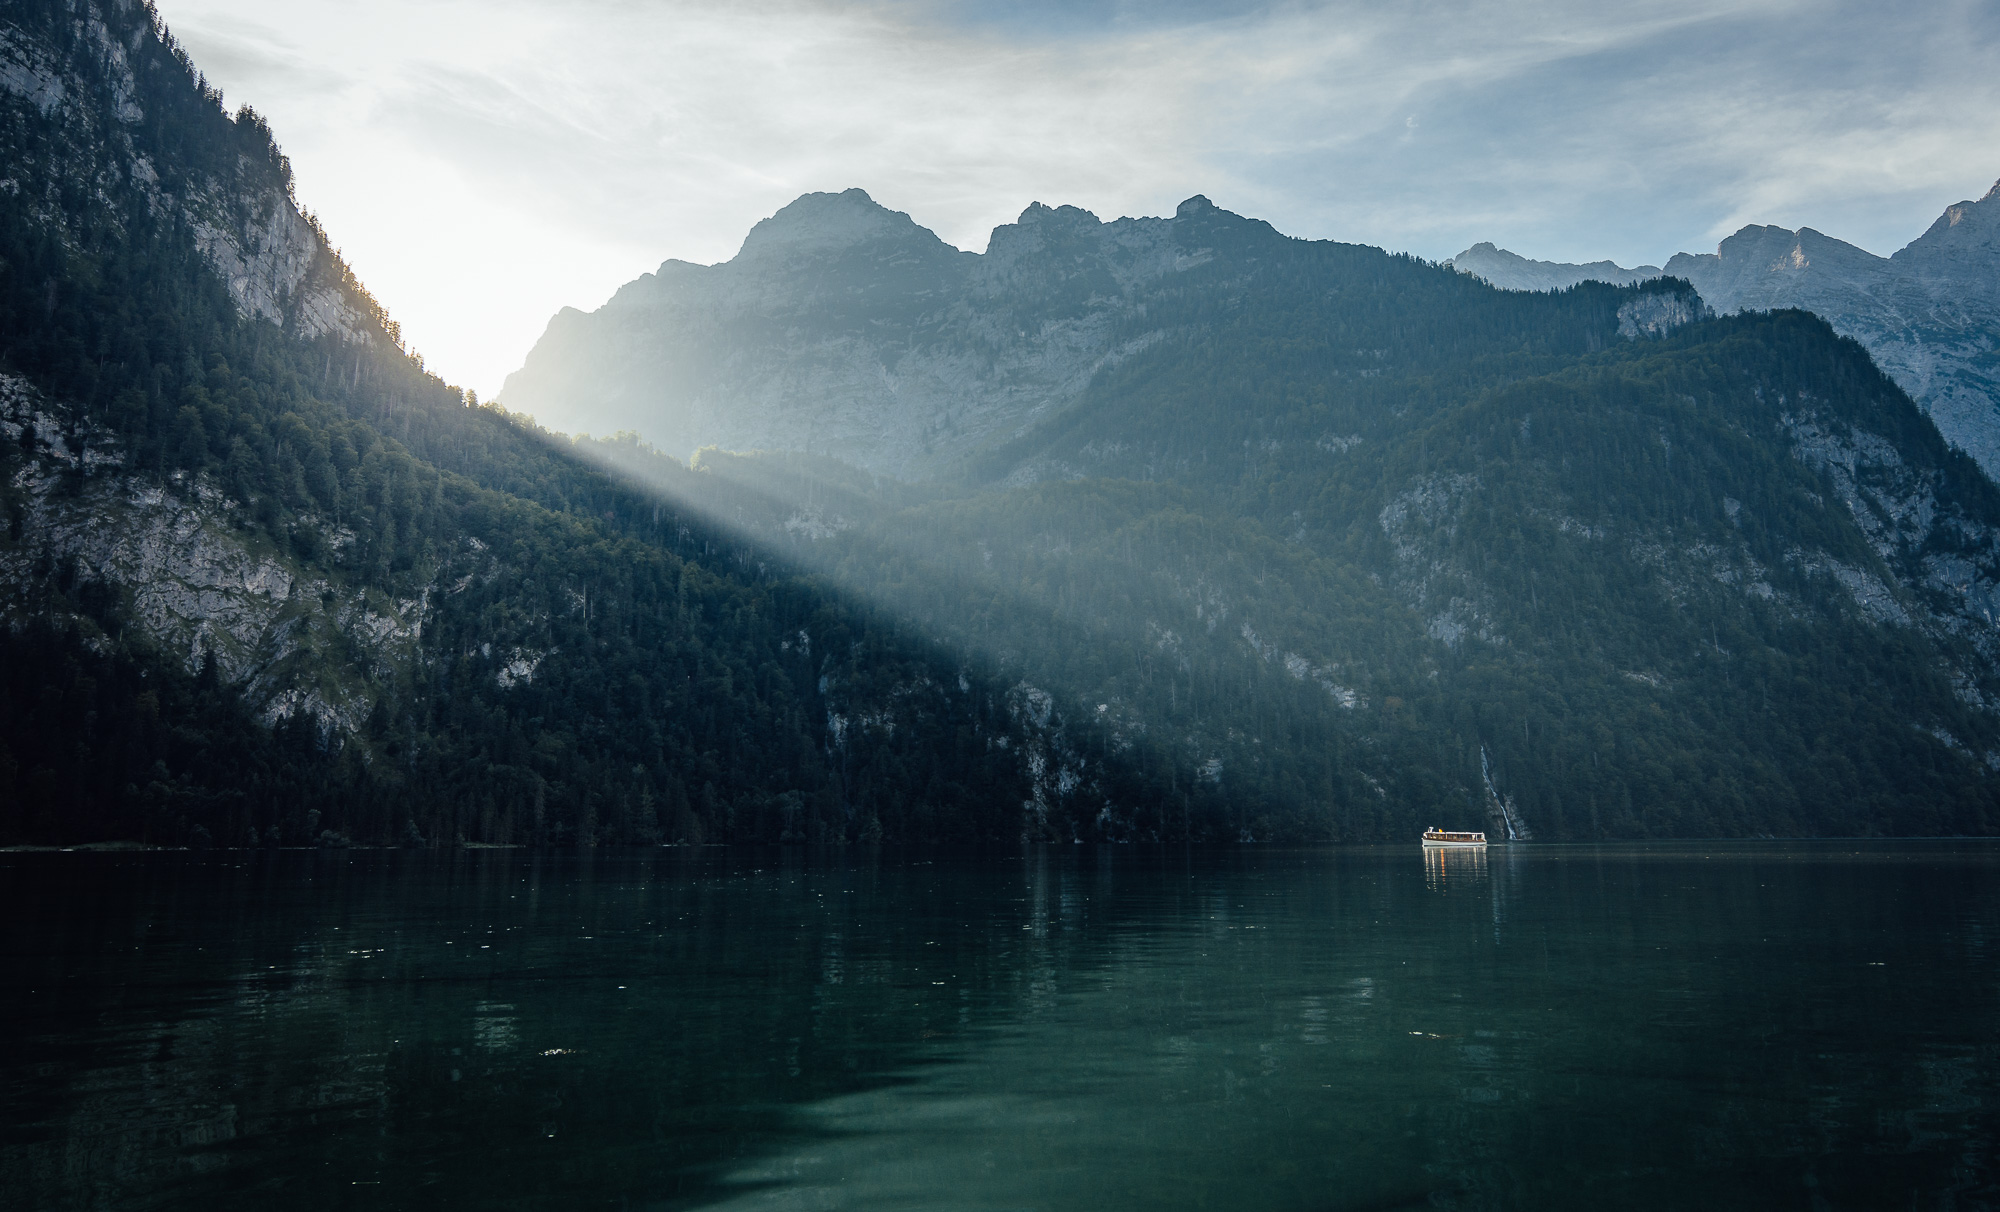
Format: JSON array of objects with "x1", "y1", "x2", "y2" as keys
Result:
[
  {"x1": 1450, "y1": 182, "x2": 2000, "y2": 478},
  {"x1": 498, "y1": 190, "x2": 1271, "y2": 478}
]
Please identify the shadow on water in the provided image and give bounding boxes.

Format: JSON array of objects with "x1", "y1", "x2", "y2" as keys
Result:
[
  {"x1": 3, "y1": 842, "x2": 1998, "y2": 1210},
  {"x1": 3, "y1": 846, "x2": 1234, "y2": 1209}
]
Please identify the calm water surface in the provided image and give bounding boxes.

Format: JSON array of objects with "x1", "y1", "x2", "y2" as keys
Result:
[{"x1": 2, "y1": 843, "x2": 1996, "y2": 1209}]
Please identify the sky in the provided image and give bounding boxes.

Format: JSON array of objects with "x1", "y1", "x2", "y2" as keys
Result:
[{"x1": 159, "y1": 0, "x2": 2000, "y2": 400}]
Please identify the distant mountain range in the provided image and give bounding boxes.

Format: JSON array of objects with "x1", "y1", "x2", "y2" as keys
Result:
[{"x1": 1450, "y1": 186, "x2": 2000, "y2": 477}]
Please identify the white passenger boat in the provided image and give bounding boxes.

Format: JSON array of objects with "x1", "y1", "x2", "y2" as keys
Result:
[{"x1": 1421, "y1": 828, "x2": 1487, "y2": 849}]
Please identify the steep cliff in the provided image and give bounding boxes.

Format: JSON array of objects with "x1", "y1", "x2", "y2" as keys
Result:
[
  {"x1": 0, "y1": 375, "x2": 417, "y2": 734},
  {"x1": 0, "y1": 2, "x2": 369, "y2": 341}
]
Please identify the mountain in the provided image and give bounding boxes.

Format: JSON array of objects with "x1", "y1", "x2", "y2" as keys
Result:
[
  {"x1": 500, "y1": 191, "x2": 1260, "y2": 479},
  {"x1": 505, "y1": 194, "x2": 2000, "y2": 840},
  {"x1": 0, "y1": 0, "x2": 1106, "y2": 848},
  {"x1": 12, "y1": 1, "x2": 2000, "y2": 845},
  {"x1": 1449, "y1": 184, "x2": 2000, "y2": 478}
]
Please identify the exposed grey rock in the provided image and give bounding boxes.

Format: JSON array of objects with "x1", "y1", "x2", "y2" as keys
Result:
[
  {"x1": 1774, "y1": 396, "x2": 2000, "y2": 653},
  {"x1": 189, "y1": 186, "x2": 362, "y2": 341},
  {"x1": 495, "y1": 648, "x2": 546, "y2": 689},
  {"x1": 1663, "y1": 186, "x2": 2000, "y2": 480},
  {"x1": 1378, "y1": 472, "x2": 1509, "y2": 652},
  {"x1": 1361, "y1": 380, "x2": 2000, "y2": 714},
  {"x1": 499, "y1": 191, "x2": 1245, "y2": 479},
  {"x1": 0, "y1": 26, "x2": 64, "y2": 117},
  {"x1": 0, "y1": 3, "x2": 368, "y2": 342},
  {"x1": 0, "y1": 376, "x2": 426, "y2": 735},
  {"x1": 1617, "y1": 288, "x2": 1711, "y2": 339}
]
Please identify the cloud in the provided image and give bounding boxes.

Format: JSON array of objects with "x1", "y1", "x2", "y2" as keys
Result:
[{"x1": 158, "y1": 0, "x2": 2000, "y2": 396}]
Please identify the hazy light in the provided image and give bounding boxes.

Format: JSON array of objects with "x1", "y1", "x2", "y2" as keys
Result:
[{"x1": 159, "y1": 0, "x2": 2000, "y2": 399}]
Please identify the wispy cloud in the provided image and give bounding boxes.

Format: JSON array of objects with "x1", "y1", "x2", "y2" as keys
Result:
[{"x1": 161, "y1": 0, "x2": 2000, "y2": 396}]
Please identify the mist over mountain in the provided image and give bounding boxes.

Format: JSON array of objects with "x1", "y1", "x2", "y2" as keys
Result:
[
  {"x1": 0, "y1": 0, "x2": 1107, "y2": 849},
  {"x1": 1451, "y1": 186, "x2": 2000, "y2": 479},
  {"x1": 500, "y1": 189, "x2": 1241, "y2": 480}
]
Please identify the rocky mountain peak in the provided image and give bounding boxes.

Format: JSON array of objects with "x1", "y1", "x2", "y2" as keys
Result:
[
  {"x1": 1662, "y1": 223, "x2": 1891, "y2": 311},
  {"x1": 1898, "y1": 179, "x2": 2000, "y2": 270},
  {"x1": 1014, "y1": 200, "x2": 1104, "y2": 229},
  {"x1": 502, "y1": 188, "x2": 1264, "y2": 474},
  {"x1": 734, "y1": 187, "x2": 954, "y2": 264},
  {"x1": 993, "y1": 201, "x2": 1114, "y2": 249},
  {"x1": 985, "y1": 201, "x2": 1116, "y2": 266},
  {"x1": 1165, "y1": 194, "x2": 1287, "y2": 253}
]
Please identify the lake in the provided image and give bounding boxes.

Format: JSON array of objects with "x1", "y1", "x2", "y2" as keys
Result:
[{"x1": 3, "y1": 843, "x2": 1995, "y2": 1209}]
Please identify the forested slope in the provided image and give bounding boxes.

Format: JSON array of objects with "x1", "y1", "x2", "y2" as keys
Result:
[
  {"x1": 1452, "y1": 186, "x2": 2000, "y2": 481},
  {"x1": 977, "y1": 297, "x2": 2000, "y2": 838},
  {"x1": 0, "y1": 0, "x2": 1083, "y2": 848}
]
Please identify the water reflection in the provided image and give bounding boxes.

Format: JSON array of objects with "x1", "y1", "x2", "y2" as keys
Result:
[
  {"x1": 473, "y1": 1002, "x2": 518, "y2": 1052},
  {"x1": 2, "y1": 844, "x2": 1997, "y2": 1211},
  {"x1": 1423, "y1": 842, "x2": 1489, "y2": 892}
]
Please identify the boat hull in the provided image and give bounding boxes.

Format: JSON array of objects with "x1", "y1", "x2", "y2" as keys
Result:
[{"x1": 1421, "y1": 838, "x2": 1487, "y2": 848}]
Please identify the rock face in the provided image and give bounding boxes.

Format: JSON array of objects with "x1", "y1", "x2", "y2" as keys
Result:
[
  {"x1": 1616, "y1": 290, "x2": 1711, "y2": 339},
  {"x1": 0, "y1": 4, "x2": 368, "y2": 342},
  {"x1": 499, "y1": 192, "x2": 1250, "y2": 478},
  {"x1": 0, "y1": 2, "x2": 395, "y2": 734},
  {"x1": 1450, "y1": 182, "x2": 2000, "y2": 479},
  {"x1": 0, "y1": 376, "x2": 425, "y2": 734},
  {"x1": 1662, "y1": 187, "x2": 2000, "y2": 479}
]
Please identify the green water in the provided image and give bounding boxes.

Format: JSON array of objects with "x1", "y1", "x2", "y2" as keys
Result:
[{"x1": 3, "y1": 844, "x2": 1995, "y2": 1209}]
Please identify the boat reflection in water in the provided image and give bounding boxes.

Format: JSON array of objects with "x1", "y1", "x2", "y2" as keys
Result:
[{"x1": 1423, "y1": 841, "x2": 1490, "y2": 893}]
